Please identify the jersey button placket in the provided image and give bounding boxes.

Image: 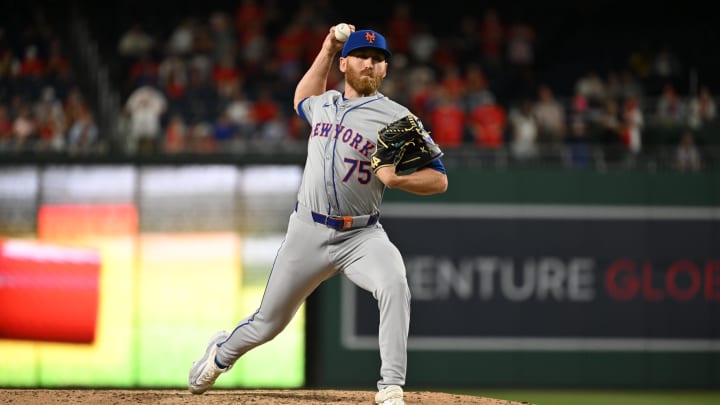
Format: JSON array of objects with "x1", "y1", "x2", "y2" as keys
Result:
[
  {"x1": 327, "y1": 110, "x2": 344, "y2": 214},
  {"x1": 325, "y1": 148, "x2": 335, "y2": 211}
]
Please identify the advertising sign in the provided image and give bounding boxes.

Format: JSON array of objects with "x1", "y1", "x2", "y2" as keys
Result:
[{"x1": 343, "y1": 204, "x2": 720, "y2": 351}]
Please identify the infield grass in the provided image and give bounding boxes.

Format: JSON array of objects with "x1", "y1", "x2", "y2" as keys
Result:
[{"x1": 462, "y1": 389, "x2": 720, "y2": 405}]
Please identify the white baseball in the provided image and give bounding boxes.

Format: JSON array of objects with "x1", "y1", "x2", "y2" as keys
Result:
[{"x1": 334, "y1": 23, "x2": 351, "y2": 42}]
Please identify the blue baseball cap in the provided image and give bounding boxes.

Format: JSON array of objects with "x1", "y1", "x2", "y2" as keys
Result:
[{"x1": 341, "y1": 30, "x2": 392, "y2": 60}]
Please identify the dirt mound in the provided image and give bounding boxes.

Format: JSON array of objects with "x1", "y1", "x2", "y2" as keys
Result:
[{"x1": 0, "y1": 389, "x2": 534, "y2": 404}]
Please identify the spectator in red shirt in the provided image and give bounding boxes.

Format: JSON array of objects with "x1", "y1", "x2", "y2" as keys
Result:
[
  {"x1": 129, "y1": 54, "x2": 159, "y2": 89},
  {"x1": 428, "y1": 87, "x2": 465, "y2": 147},
  {"x1": 212, "y1": 51, "x2": 242, "y2": 98},
  {"x1": 164, "y1": 113, "x2": 187, "y2": 154},
  {"x1": 273, "y1": 21, "x2": 309, "y2": 83},
  {"x1": 18, "y1": 45, "x2": 44, "y2": 77},
  {"x1": 45, "y1": 39, "x2": 71, "y2": 80},
  {"x1": 438, "y1": 65, "x2": 465, "y2": 100},
  {"x1": 0, "y1": 104, "x2": 13, "y2": 145},
  {"x1": 469, "y1": 101, "x2": 507, "y2": 148},
  {"x1": 250, "y1": 89, "x2": 279, "y2": 138},
  {"x1": 159, "y1": 54, "x2": 188, "y2": 100},
  {"x1": 235, "y1": 0, "x2": 266, "y2": 37}
]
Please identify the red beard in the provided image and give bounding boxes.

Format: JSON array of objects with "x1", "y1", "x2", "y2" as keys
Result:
[{"x1": 345, "y1": 68, "x2": 383, "y2": 96}]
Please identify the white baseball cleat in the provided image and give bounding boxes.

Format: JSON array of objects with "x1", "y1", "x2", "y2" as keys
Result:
[
  {"x1": 375, "y1": 385, "x2": 405, "y2": 405},
  {"x1": 188, "y1": 331, "x2": 231, "y2": 394}
]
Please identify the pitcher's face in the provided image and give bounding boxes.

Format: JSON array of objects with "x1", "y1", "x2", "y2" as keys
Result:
[{"x1": 341, "y1": 49, "x2": 388, "y2": 97}]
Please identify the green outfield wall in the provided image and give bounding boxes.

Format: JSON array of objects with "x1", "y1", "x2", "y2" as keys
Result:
[{"x1": 307, "y1": 168, "x2": 720, "y2": 389}]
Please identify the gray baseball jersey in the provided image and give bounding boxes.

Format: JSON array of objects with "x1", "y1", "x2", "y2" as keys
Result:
[
  {"x1": 214, "y1": 90, "x2": 437, "y2": 391},
  {"x1": 297, "y1": 90, "x2": 410, "y2": 216}
]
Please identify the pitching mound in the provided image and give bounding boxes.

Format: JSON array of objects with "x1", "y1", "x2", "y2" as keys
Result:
[{"x1": 0, "y1": 389, "x2": 533, "y2": 404}]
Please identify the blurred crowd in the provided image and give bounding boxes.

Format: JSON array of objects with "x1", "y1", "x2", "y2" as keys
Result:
[
  {"x1": 0, "y1": 0, "x2": 717, "y2": 171},
  {"x1": 0, "y1": 5, "x2": 99, "y2": 155}
]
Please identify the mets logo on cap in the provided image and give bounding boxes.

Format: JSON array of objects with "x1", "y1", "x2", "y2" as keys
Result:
[{"x1": 341, "y1": 29, "x2": 392, "y2": 59}]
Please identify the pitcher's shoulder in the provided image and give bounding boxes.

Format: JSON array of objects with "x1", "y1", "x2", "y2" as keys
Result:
[{"x1": 374, "y1": 96, "x2": 411, "y2": 117}]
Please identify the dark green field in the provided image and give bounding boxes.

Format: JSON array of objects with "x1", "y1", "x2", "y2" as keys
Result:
[{"x1": 462, "y1": 390, "x2": 720, "y2": 405}]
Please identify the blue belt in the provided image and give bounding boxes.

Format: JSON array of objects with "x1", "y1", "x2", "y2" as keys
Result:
[{"x1": 295, "y1": 202, "x2": 379, "y2": 231}]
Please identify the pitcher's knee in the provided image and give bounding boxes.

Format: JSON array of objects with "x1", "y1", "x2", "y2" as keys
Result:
[
  {"x1": 376, "y1": 278, "x2": 410, "y2": 302},
  {"x1": 261, "y1": 321, "x2": 289, "y2": 343}
]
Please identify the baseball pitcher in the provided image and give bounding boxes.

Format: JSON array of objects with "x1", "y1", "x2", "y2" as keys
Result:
[{"x1": 188, "y1": 23, "x2": 448, "y2": 405}]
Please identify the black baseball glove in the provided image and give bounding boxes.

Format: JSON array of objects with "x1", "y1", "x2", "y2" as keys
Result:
[{"x1": 371, "y1": 115, "x2": 444, "y2": 173}]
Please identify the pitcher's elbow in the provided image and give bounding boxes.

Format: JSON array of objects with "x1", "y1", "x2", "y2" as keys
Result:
[{"x1": 439, "y1": 175, "x2": 448, "y2": 193}]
